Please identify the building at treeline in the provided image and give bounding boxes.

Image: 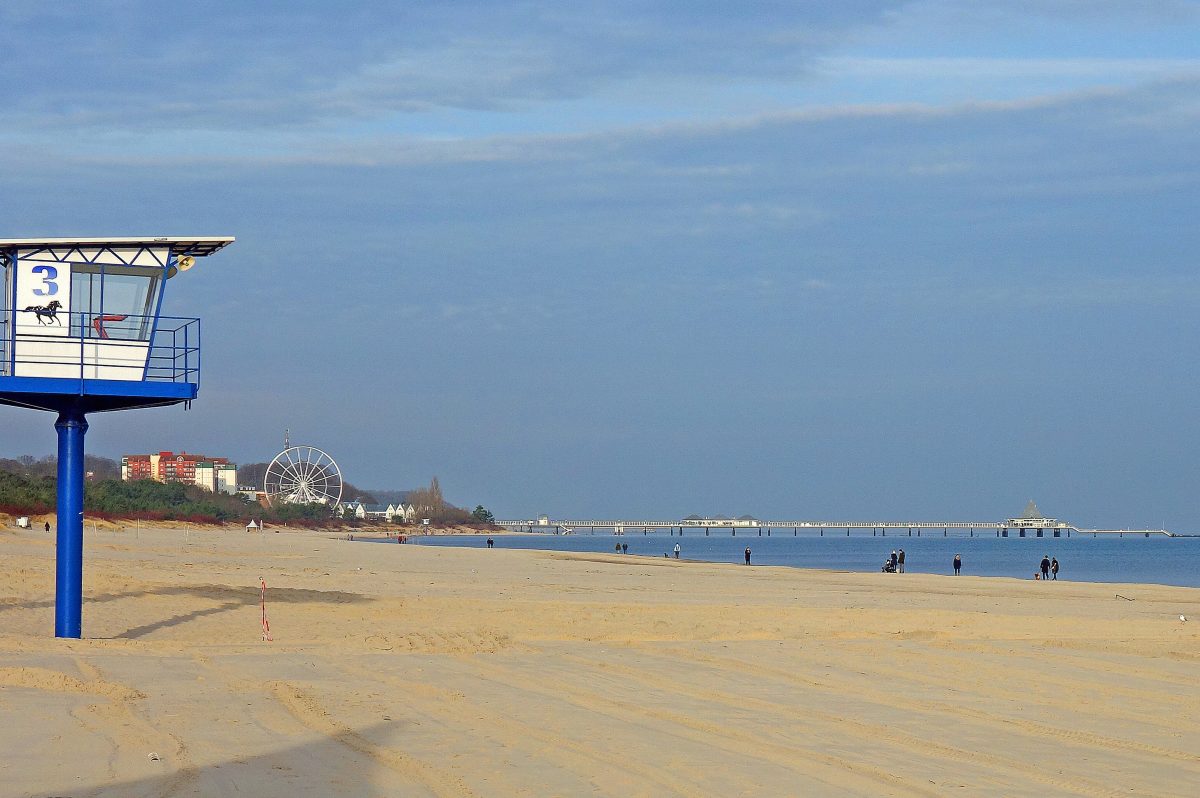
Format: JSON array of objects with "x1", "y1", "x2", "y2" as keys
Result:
[
  {"x1": 340, "y1": 499, "x2": 415, "y2": 523},
  {"x1": 122, "y1": 451, "x2": 237, "y2": 494}
]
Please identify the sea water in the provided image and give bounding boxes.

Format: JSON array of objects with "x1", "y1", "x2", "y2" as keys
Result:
[{"x1": 392, "y1": 531, "x2": 1200, "y2": 588}]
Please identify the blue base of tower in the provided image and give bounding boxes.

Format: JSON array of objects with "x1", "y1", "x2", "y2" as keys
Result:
[{"x1": 0, "y1": 376, "x2": 197, "y2": 413}]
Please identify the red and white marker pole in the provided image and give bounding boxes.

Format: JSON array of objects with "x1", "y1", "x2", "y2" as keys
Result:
[{"x1": 260, "y1": 577, "x2": 273, "y2": 642}]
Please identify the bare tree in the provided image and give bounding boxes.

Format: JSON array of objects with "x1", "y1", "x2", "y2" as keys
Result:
[{"x1": 407, "y1": 476, "x2": 467, "y2": 523}]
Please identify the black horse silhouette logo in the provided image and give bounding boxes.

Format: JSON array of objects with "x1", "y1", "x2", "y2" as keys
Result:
[{"x1": 24, "y1": 300, "x2": 63, "y2": 325}]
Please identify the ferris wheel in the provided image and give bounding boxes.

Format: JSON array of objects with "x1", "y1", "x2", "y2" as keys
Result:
[{"x1": 263, "y1": 441, "x2": 343, "y2": 508}]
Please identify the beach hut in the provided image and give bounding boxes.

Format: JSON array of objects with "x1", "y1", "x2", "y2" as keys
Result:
[{"x1": 0, "y1": 237, "x2": 234, "y2": 638}]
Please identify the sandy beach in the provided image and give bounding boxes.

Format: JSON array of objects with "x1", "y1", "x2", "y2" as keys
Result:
[{"x1": 2, "y1": 525, "x2": 1198, "y2": 797}]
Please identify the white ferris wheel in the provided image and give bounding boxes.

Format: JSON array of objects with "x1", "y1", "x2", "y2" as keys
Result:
[{"x1": 263, "y1": 432, "x2": 343, "y2": 508}]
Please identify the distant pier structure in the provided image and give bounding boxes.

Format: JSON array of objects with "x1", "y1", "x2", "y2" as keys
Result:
[{"x1": 497, "y1": 501, "x2": 1172, "y2": 538}]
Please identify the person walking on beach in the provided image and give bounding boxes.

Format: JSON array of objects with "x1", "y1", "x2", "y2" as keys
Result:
[
  {"x1": 616, "y1": 542, "x2": 622, "y2": 554},
  {"x1": 1040, "y1": 555, "x2": 1051, "y2": 581},
  {"x1": 622, "y1": 542, "x2": 628, "y2": 554},
  {"x1": 1051, "y1": 557, "x2": 1059, "y2": 580},
  {"x1": 744, "y1": 546, "x2": 752, "y2": 565},
  {"x1": 674, "y1": 543, "x2": 681, "y2": 559},
  {"x1": 486, "y1": 537, "x2": 494, "y2": 548},
  {"x1": 897, "y1": 549, "x2": 906, "y2": 573},
  {"x1": 890, "y1": 550, "x2": 898, "y2": 572},
  {"x1": 953, "y1": 553, "x2": 961, "y2": 575}
]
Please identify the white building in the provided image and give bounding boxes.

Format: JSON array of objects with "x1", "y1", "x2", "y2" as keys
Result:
[
  {"x1": 1007, "y1": 500, "x2": 1064, "y2": 529},
  {"x1": 386, "y1": 502, "x2": 415, "y2": 522},
  {"x1": 340, "y1": 499, "x2": 415, "y2": 522},
  {"x1": 193, "y1": 461, "x2": 238, "y2": 494}
]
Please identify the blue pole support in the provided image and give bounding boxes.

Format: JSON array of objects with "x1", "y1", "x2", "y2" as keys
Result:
[{"x1": 54, "y1": 404, "x2": 88, "y2": 638}]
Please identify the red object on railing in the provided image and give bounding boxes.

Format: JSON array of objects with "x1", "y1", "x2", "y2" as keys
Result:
[{"x1": 92, "y1": 314, "x2": 128, "y2": 339}]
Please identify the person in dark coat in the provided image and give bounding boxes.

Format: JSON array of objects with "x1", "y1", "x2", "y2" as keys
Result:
[
  {"x1": 744, "y1": 546, "x2": 752, "y2": 565},
  {"x1": 1040, "y1": 555, "x2": 1051, "y2": 580},
  {"x1": 1051, "y1": 557, "x2": 1059, "y2": 580},
  {"x1": 897, "y1": 549, "x2": 905, "y2": 573},
  {"x1": 953, "y1": 553, "x2": 961, "y2": 575}
]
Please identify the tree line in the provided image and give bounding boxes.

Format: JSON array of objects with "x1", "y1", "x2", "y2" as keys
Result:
[
  {"x1": 0, "y1": 455, "x2": 495, "y2": 528},
  {"x1": 0, "y1": 461, "x2": 328, "y2": 525},
  {"x1": 0, "y1": 453, "x2": 121, "y2": 481}
]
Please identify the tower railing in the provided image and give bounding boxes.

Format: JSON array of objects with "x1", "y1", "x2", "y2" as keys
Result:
[{"x1": 0, "y1": 309, "x2": 200, "y2": 385}]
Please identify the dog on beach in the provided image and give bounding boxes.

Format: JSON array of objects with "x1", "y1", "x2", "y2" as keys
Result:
[{"x1": 24, "y1": 300, "x2": 62, "y2": 325}]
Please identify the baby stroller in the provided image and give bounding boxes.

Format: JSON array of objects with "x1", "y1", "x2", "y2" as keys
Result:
[{"x1": 881, "y1": 559, "x2": 897, "y2": 573}]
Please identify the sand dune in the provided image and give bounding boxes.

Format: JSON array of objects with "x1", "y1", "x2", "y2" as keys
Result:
[{"x1": 1, "y1": 525, "x2": 1198, "y2": 797}]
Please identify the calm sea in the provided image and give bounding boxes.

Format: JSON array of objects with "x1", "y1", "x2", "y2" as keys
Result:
[{"x1": 383, "y1": 531, "x2": 1200, "y2": 589}]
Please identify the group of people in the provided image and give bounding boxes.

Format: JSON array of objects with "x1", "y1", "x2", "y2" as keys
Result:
[
  {"x1": 643, "y1": 542, "x2": 756, "y2": 564},
  {"x1": 882, "y1": 548, "x2": 906, "y2": 573},
  {"x1": 490, "y1": 536, "x2": 1062, "y2": 579},
  {"x1": 884, "y1": 550, "x2": 1061, "y2": 579}
]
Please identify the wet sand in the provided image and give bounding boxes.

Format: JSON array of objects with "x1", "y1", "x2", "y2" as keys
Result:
[{"x1": 2, "y1": 524, "x2": 1198, "y2": 797}]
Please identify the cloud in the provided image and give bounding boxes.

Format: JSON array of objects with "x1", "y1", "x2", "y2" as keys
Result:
[
  {"x1": 859, "y1": 273, "x2": 1200, "y2": 309},
  {"x1": 893, "y1": 0, "x2": 1200, "y2": 28},
  {"x1": 702, "y1": 201, "x2": 828, "y2": 227},
  {"x1": 972, "y1": 0, "x2": 1200, "y2": 23},
  {"x1": 0, "y1": 1, "x2": 905, "y2": 131},
  {"x1": 821, "y1": 56, "x2": 1200, "y2": 81}
]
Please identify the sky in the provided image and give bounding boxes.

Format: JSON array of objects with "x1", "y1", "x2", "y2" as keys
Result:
[{"x1": 1, "y1": 1, "x2": 1198, "y2": 530}]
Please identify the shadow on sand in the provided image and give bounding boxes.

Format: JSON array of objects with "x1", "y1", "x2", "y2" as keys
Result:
[
  {"x1": 2, "y1": 584, "x2": 373, "y2": 639},
  {"x1": 30, "y1": 720, "x2": 445, "y2": 798}
]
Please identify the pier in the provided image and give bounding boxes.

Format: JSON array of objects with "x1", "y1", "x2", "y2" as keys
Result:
[{"x1": 497, "y1": 502, "x2": 1173, "y2": 538}]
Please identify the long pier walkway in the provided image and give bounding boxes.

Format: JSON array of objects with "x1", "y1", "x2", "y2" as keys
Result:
[{"x1": 496, "y1": 518, "x2": 1173, "y2": 538}]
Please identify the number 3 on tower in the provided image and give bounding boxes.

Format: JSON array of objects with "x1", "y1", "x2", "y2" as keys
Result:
[{"x1": 31, "y1": 265, "x2": 59, "y2": 296}]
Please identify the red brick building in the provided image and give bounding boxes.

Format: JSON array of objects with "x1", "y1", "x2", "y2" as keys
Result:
[
  {"x1": 122, "y1": 451, "x2": 236, "y2": 493},
  {"x1": 123, "y1": 454, "x2": 155, "y2": 480}
]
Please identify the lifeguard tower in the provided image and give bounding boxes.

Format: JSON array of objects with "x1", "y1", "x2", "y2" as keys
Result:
[{"x1": 0, "y1": 236, "x2": 234, "y2": 638}]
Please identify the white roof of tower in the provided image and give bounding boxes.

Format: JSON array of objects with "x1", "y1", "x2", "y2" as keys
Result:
[{"x1": 0, "y1": 236, "x2": 235, "y2": 256}]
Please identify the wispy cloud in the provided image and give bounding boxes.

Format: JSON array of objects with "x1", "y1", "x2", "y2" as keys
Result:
[
  {"x1": 0, "y1": 1, "x2": 905, "y2": 131},
  {"x1": 702, "y1": 202, "x2": 828, "y2": 227},
  {"x1": 821, "y1": 56, "x2": 1200, "y2": 80},
  {"x1": 857, "y1": 273, "x2": 1200, "y2": 309}
]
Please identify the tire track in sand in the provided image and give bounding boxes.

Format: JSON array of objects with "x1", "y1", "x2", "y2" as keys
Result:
[
  {"x1": 336, "y1": 660, "x2": 709, "y2": 798},
  {"x1": 558, "y1": 649, "x2": 1154, "y2": 798},
  {"x1": 73, "y1": 658, "x2": 202, "y2": 798},
  {"x1": 267, "y1": 680, "x2": 479, "y2": 798},
  {"x1": 649, "y1": 645, "x2": 1200, "y2": 773},
  {"x1": 0, "y1": 661, "x2": 200, "y2": 796},
  {"x1": 455, "y1": 655, "x2": 944, "y2": 798}
]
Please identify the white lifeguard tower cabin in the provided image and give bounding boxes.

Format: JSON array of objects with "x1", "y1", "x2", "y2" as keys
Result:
[
  {"x1": 1, "y1": 237, "x2": 231, "y2": 407},
  {"x1": 0, "y1": 236, "x2": 234, "y2": 638}
]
